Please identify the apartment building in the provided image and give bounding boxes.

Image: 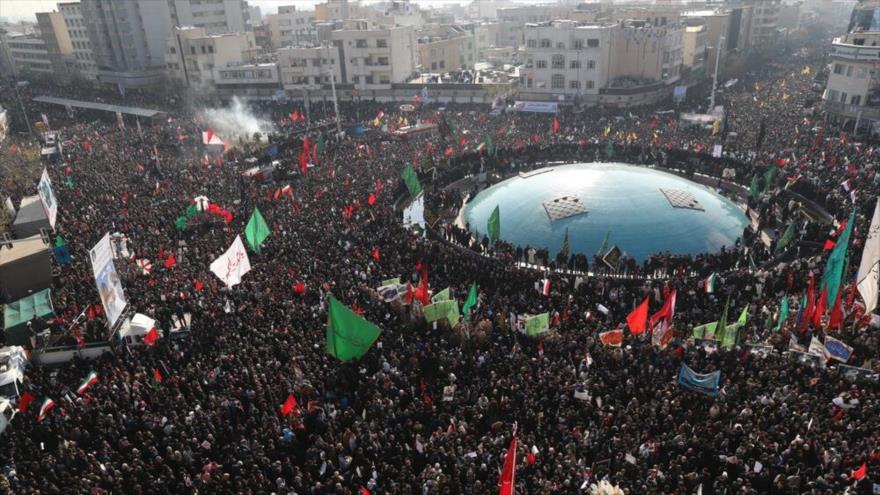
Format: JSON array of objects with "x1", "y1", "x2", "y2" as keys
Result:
[
  {"x1": 165, "y1": 27, "x2": 257, "y2": 92},
  {"x1": 497, "y1": 5, "x2": 574, "y2": 48},
  {"x1": 315, "y1": 0, "x2": 373, "y2": 22},
  {"x1": 520, "y1": 21, "x2": 614, "y2": 100},
  {"x1": 683, "y1": 23, "x2": 709, "y2": 80},
  {"x1": 35, "y1": 12, "x2": 75, "y2": 81},
  {"x1": 824, "y1": 29, "x2": 880, "y2": 135},
  {"x1": 170, "y1": 0, "x2": 250, "y2": 35},
  {"x1": 607, "y1": 21, "x2": 684, "y2": 89},
  {"x1": 57, "y1": 2, "x2": 98, "y2": 80},
  {"x1": 213, "y1": 62, "x2": 280, "y2": 101},
  {"x1": 330, "y1": 23, "x2": 416, "y2": 90},
  {"x1": 2, "y1": 34, "x2": 53, "y2": 77},
  {"x1": 277, "y1": 45, "x2": 342, "y2": 91},
  {"x1": 417, "y1": 25, "x2": 474, "y2": 72},
  {"x1": 265, "y1": 5, "x2": 317, "y2": 49}
]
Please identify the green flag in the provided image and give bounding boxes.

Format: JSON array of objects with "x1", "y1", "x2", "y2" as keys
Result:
[
  {"x1": 487, "y1": 205, "x2": 500, "y2": 244},
  {"x1": 462, "y1": 282, "x2": 478, "y2": 316},
  {"x1": 750, "y1": 175, "x2": 760, "y2": 200},
  {"x1": 605, "y1": 140, "x2": 614, "y2": 159},
  {"x1": 54, "y1": 235, "x2": 66, "y2": 247},
  {"x1": 484, "y1": 133, "x2": 495, "y2": 156},
  {"x1": 692, "y1": 321, "x2": 718, "y2": 340},
  {"x1": 560, "y1": 228, "x2": 570, "y2": 260},
  {"x1": 431, "y1": 287, "x2": 451, "y2": 303},
  {"x1": 317, "y1": 134, "x2": 325, "y2": 155},
  {"x1": 775, "y1": 297, "x2": 789, "y2": 331},
  {"x1": 820, "y1": 209, "x2": 856, "y2": 306},
  {"x1": 774, "y1": 223, "x2": 796, "y2": 255},
  {"x1": 424, "y1": 300, "x2": 458, "y2": 323},
  {"x1": 597, "y1": 231, "x2": 610, "y2": 256},
  {"x1": 715, "y1": 296, "x2": 730, "y2": 344},
  {"x1": 381, "y1": 277, "x2": 401, "y2": 287},
  {"x1": 402, "y1": 163, "x2": 422, "y2": 198},
  {"x1": 244, "y1": 207, "x2": 271, "y2": 253},
  {"x1": 748, "y1": 253, "x2": 757, "y2": 272},
  {"x1": 763, "y1": 166, "x2": 777, "y2": 194},
  {"x1": 326, "y1": 296, "x2": 382, "y2": 362},
  {"x1": 526, "y1": 313, "x2": 549, "y2": 336},
  {"x1": 721, "y1": 305, "x2": 748, "y2": 348}
]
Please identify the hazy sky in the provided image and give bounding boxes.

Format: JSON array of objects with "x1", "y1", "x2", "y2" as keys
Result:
[{"x1": 0, "y1": 0, "x2": 516, "y2": 21}]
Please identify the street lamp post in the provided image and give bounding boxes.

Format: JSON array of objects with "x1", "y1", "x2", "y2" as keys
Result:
[{"x1": 709, "y1": 34, "x2": 725, "y2": 111}]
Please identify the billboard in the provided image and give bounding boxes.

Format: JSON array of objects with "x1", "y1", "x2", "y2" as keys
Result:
[
  {"x1": 512, "y1": 101, "x2": 558, "y2": 113},
  {"x1": 89, "y1": 233, "x2": 127, "y2": 331},
  {"x1": 37, "y1": 168, "x2": 58, "y2": 229}
]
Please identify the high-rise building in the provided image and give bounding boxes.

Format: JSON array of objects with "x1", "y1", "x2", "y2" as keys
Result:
[
  {"x1": 57, "y1": 2, "x2": 98, "y2": 81},
  {"x1": 81, "y1": 0, "x2": 175, "y2": 88},
  {"x1": 265, "y1": 6, "x2": 317, "y2": 49},
  {"x1": 165, "y1": 27, "x2": 257, "y2": 92},
  {"x1": 35, "y1": 11, "x2": 75, "y2": 81}
]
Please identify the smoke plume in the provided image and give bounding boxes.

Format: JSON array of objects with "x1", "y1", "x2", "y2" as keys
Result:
[{"x1": 201, "y1": 97, "x2": 274, "y2": 144}]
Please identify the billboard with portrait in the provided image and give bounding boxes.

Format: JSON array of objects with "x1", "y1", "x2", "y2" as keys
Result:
[{"x1": 89, "y1": 233, "x2": 127, "y2": 330}]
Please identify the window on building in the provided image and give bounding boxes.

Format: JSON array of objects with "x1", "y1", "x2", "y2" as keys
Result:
[
  {"x1": 587, "y1": 60, "x2": 595, "y2": 69},
  {"x1": 551, "y1": 54, "x2": 565, "y2": 69},
  {"x1": 365, "y1": 75, "x2": 374, "y2": 84},
  {"x1": 857, "y1": 68, "x2": 867, "y2": 78},
  {"x1": 556, "y1": 42, "x2": 565, "y2": 49},
  {"x1": 201, "y1": 45, "x2": 206, "y2": 54},
  {"x1": 208, "y1": 45, "x2": 213, "y2": 54},
  {"x1": 431, "y1": 62, "x2": 437, "y2": 70},
  {"x1": 570, "y1": 60, "x2": 581, "y2": 69},
  {"x1": 536, "y1": 60, "x2": 547, "y2": 69},
  {"x1": 569, "y1": 80, "x2": 580, "y2": 89},
  {"x1": 378, "y1": 57, "x2": 388, "y2": 65},
  {"x1": 573, "y1": 39, "x2": 584, "y2": 50},
  {"x1": 587, "y1": 39, "x2": 599, "y2": 48},
  {"x1": 551, "y1": 74, "x2": 564, "y2": 89},
  {"x1": 540, "y1": 39, "x2": 551, "y2": 48},
  {"x1": 834, "y1": 64, "x2": 843, "y2": 74},
  {"x1": 377, "y1": 39, "x2": 388, "y2": 48},
  {"x1": 840, "y1": 92, "x2": 848, "y2": 103},
  {"x1": 191, "y1": 46, "x2": 196, "y2": 55},
  {"x1": 439, "y1": 60, "x2": 445, "y2": 69},
  {"x1": 527, "y1": 39, "x2": 537, "y2": 48},
  {"x1": 356, "y1": 39, "x2": 368, "y2": 48},
  {"x1": 586, "y1": 80, "x2": 594, "y2": 89},
  {"x1": 352, "y1": 75, "x2": 359, "y2": 84},
  {"x1": 852, "y1": 94, "x2": 862, "y2": 105}
]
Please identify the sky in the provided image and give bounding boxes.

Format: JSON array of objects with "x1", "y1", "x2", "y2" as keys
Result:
[{"x1": 0, "y1": 0, "x2": 544, "y2": 21}]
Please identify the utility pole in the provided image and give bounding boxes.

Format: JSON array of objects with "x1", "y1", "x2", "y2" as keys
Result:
[
  {"x1": 709, "y1": 34, "x2": 725, "y2": 111},
  {"x1": 12, "y1": 79, "x2": 34, "y2": 139}
]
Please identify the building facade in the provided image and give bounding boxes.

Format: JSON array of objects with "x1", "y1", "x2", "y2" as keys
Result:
[
  {"x1": 277, "y1": 45, "x2": 342, "y2": 91},
  {"x1": 330, "y1": 23, "x2": 416, "y2": 90},
  {"x1": 824, "y1": 31, "x2": 880, "y2": 134},
  {"x1": 3, "y1": 34, "x2": 53, "y2": 77},
  {"x1": 35, "y1": 12, "x2": 75, "y2": 82},
  {"x1": 265, "y1": 5, "x2": 317, "y2": 49},
  {"x1": 417, "y1": 25, "x2": 474, "y2": 73},
  {"x1": 170, "y1": 0, "x2": 250, "y2": 35},
  {"x1": 58, "y1": 2, "x2": 98, "y2": 81},
  {"x1": 165, "y1": 27, "x2": 257, "y2": 92},
  {"x1": 682, "y1": 24, "x2": 708, "y2": 82},
  {"x1": 519, "y1": 21, "x2": 614, "y2": 101}
]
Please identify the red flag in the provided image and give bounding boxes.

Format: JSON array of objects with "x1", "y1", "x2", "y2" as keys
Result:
[
  {"x1": 280, "y1": 393, "x2": 297, "y2": 417},
  {"x1": 812, "y1": 287, "x2": 827, "y2": 329},
  {"x1": 823, "y1": 239, "x2": 836, "y2": 251},
  {"x1": 215, "y1": 154, "x2": 222, "y2": 167},
  {"x1": 164, "y1": 254, "x2": 176, "y2": 269},
  {"x1": 498, "y1": 436, "x2": 517, "y2": 495},
  {"x1": 205, "y1": 128, "x2": 214, "y2": 144},
  {"x1": 360, "y1": 487, "x2": 371, "y2": 495},
  {"x1": 368, "y1": 193, "x2": 376, "y2": 206},
  {"x1": 414, "y1": 278, "x2": 430, "y2": 305},
  {"x1": 299, "y1": 137, "x2": 310, "y2": 173},
  {"x1": 829, "y1": 289, "x2": 844, "y2": 330},
  {"x1": 194, "y1": 279, "x2": 204, "y2": 292},
  {"x1": 404, "y1": 283, "x2": 414, "y2": 304},
  {"x1": 83, "y1": 140, "x2": 92, "y2": 150},
  {"x1": 152, "y1": 368, "x2": 163, "y2": 383},
  {"x1": 290, "y1": 110, "x2": 299, "y2": 123},
  {"x1": 293, "y1": 281, "x2": 306, "y2": 295},
  {"x1": 852, "y1": 462, "x2": 867, "y2": 481},
  {"x1": 552, "y1": 116, "x2": 559, "y2": 134},
  {"x1": 626, "y1": 296, "x2": 650, "y2": 335},
  {"x1": 143, "y1": 327, "x2": 159, "y2": 346},
  {"x1": 372, "y1": 248, "x2": 380, "y2": 262},
  {"x1": 18, "y1": 391, "x2": 34, "y2": 413},
  {"x1": 649, "y1": 290, "x2": 676, "y2": 328},
  {"x1": 444, "y1": 146, "x2": 454, "y2": 157}
]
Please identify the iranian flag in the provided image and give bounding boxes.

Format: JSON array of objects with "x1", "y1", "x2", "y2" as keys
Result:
[
  {"x1": 37, "y1": 398, "x2": 55, "y2": 421},
  {"x1": 498, "y1": 435, "x2": 518, "y2": 495},
  {"x1": 76, "y1": 371, "x2": 99, "y2": 394},
  {"x1": 704, "y1": 273, "x2": 717, "y2": 293}
]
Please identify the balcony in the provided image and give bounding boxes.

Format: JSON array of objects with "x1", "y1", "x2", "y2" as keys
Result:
[
  {"x1": 830, "y1": 38, "x2": 880, "y2": 62},
  {"x1": 824, "y1": 99, "x2": 880, "y2": 120}
]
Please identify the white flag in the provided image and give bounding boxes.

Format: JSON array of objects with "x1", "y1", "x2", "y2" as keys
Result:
[
  {"x1": 858, "y1": 198, "x2": 880, "y2": 311},
  {"x1": 210, "y1": 235, "x2": 251, "y2": 287}
]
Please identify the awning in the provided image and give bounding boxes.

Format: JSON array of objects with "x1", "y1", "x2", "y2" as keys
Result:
[{"x1": 4, "y1": 289, "x2": 54, "y2": 345}]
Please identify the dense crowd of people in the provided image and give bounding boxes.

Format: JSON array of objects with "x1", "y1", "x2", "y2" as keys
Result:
[{"x1": 2, "y1": 37, "x2": 880, "y2": 494}]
